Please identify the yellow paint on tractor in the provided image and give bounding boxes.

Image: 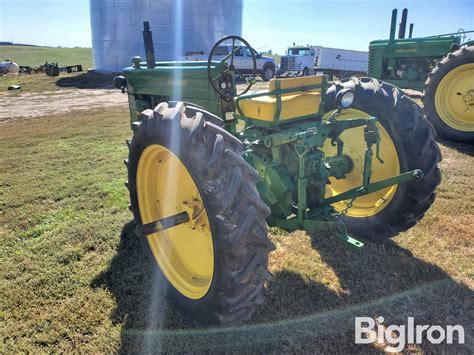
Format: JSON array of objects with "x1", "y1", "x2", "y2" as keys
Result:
[
  {"x1": 137, "y1": 144, "x2": 213, "y2": 299},
  {"x1": 239, "y1": 76, "x2": 323, "y2": 122},
  {"x1": 323, "y1": 109, "x2": 400, "y2": 217},
  {"x1": 435, "y1": 63, "x2": 474, "y2": 132}
]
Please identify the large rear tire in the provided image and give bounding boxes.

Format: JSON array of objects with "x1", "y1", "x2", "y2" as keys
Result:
[
  {"x1": 322, "y1": 77, "x2": 442, "y2": 240},
  {"x1": 126, "y1": 102, "x2": 274, "y2": 326},
  {"x1": 423, "y1": 46, "x2": 474, "y2": 143}
]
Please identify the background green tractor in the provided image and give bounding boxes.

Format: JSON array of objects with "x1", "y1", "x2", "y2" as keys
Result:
[
  {"x1": 368, "y1": 8, "x2": 474, "y2": 142},
  {"x1": 115, "y1": 23, "x2": 441, "y2": 326}
]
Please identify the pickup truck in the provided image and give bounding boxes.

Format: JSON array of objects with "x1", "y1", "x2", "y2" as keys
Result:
[{"x1": 181, "y1": 44, "x2": 277, "y2": 81}]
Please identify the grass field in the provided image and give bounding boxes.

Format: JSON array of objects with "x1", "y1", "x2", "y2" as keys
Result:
[
  {"x1": 265, "y1": 53, "x2": 281, "y2": 65},
  {"x1": 1, "y1": 97, "x2": 473, "y2": 352},
  {"x1": 0, "y1": 71, "x2": 115, "y2": 93},
  {"x1": 0, "y1": 46, "x2": 99, "y2": 94},
  {"x1": 0, "y1": 45, "x2": 93, "y2": 69}
]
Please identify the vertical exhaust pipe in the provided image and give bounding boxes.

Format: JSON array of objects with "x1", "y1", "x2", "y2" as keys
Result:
[
  {"x1": 398, "y1": 8, "x2": 408, "y2": 39},
  {"x1": 143, "y1": 21, "x2": 156, "y2": 69},
  {"x1": 389, "y1": 9, "x2": 397, "y2": 43},
  {"x1": 409, "y1": 23, "x2": 414, "y2": 38}
]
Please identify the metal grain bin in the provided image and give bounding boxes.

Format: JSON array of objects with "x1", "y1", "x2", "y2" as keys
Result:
[{"x1": 89, "y1": 0, "x2": 243, "y2": 72}]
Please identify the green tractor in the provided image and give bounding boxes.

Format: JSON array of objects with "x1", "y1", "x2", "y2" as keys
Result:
[
  {"x1": 368, "y1": 8, "x2": 474, "y2": 142},
  {"x1": 115, "y1": 23, "x2": 441, "y2": 326}
]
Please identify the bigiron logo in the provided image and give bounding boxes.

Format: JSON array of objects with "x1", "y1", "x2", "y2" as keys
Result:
[{"x1": 355, "y1": 316, "x2": 465, "y2": 352}]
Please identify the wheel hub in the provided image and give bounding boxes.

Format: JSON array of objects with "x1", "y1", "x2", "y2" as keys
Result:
[
  {"x1": 181, "y1": 192, "x2": 207, "y2": 230},
  {"x1": 463, "y1": 89, "x2": 473, "y2": 108},
  {"x1": 341, "y1": 147, "x2": 364, "y2": 181},
  {"x1": 322, "y1": 109, "x2": 400, "y2": 217},
  {"x1": 435, "y1": 63, "x2": 474, "y2": 132}
]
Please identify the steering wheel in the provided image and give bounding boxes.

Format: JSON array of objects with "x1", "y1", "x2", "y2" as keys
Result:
[
  {"x1": 207, "y1": 35, "x2": 257, "y2": 101},
  {"x1": 456, "y1": 28, "x2": 466, "y2": 42}
]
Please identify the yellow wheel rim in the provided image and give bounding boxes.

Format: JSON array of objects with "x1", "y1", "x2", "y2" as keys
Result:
[
  {"x1": 137, "y1": 144, "x2": 213, "y2": 299},
  {"x1": 322, "y1": 109, "x2": 400, "y2": 217},
  {"x1": 434, "y1": 63, "x2": 474, "y2": 132}
]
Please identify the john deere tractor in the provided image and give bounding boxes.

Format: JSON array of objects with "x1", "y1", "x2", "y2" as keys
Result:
[
  {"x1": 114, "y1": 23, "x2": 441, "y2": 326},
  {"x1": 368, "y1": 8, "x2": 474, "y2": 142}
]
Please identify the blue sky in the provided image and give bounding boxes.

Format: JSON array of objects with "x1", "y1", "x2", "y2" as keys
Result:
[{"x1": 1, "y1": 0, "x2": 473, "y2": 54}]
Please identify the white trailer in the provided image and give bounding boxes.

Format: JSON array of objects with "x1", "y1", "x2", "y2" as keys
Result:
[{"x1": 278, "y1": 45, "x2": 368, "y2": 79}]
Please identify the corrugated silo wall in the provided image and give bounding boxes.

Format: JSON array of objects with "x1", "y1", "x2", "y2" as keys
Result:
[{"x1": 89, "y1": 0, "x2": 243, "y2": 72}]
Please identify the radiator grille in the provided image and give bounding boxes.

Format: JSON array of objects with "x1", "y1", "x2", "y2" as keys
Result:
[
  {"x1": 280, "y1": 56, "x2": 296, "y2": 71},
  {"x1": 367, "y1": 48, "x2": 376, "y2": 75}
]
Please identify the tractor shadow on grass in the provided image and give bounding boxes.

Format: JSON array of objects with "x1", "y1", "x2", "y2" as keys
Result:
[
  {"x1": 56, "y1": 72, "x2": 115, "y2": 89},
  {"x1": 92, "y1": 223, "x2": 473, "y2": 353},
  {"x1": 252, "y1": 232, "x2": 473, "y2": 352},
  {"x1": 438, "y1": 138, "x2": 474, "y2": 157},
  {"x1": 91, "y1": 221, "x2": 193, "y2": 353}
]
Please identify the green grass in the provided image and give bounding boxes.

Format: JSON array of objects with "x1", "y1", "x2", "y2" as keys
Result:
[
  {"x1": 0, "y1": 71, "x2": 115, "y2": 93},
  {"x1": 0, "y1": 45, "x2": 92, "y2": 68},
  {"x1": 0, "y1": 107, "x2": 473, "y2": 352},
  {"x1": 265, "y1": 54, "x2": 281, "y2": 65},
  {"x1": 0, "y1": 46, "x2": 102, "y2": 93}
]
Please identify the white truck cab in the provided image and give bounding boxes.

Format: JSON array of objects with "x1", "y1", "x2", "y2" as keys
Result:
[
  {"x1": 279, "y1": 45, "x2": 368, "y2": 79},
  {"x1": 181, "y1": 45, "x2": 277, "y2": 81},
  {"x1": 280, "y1": 46, "x2": 317, "y2": 76}
]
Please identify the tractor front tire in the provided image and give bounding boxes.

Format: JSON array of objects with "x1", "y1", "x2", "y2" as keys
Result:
[
  {"x1": 323, "y1": 77, "x2": 442, "y2": 240},
  {"x1": 423, "y1": 46, "x2": 474, "y2": 143},
  {"x1": 126, "y1": 102, "x2": 274, "y2": 326}
]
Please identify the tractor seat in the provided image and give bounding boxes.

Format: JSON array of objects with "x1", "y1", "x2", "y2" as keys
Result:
[{"x1": 238, "y1": 76, "x2": 324, "y2": 123}]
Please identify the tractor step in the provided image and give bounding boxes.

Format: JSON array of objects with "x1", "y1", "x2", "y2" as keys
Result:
[
  {"x1": 333, "y1": 220, "x2": 364, "y2": 248},
  {"x1": 335, "y1": 231, "x2": 365, "y2": 248},
  {"x1": 271, "y1": 217, "x2": 364, "y2": 248}
]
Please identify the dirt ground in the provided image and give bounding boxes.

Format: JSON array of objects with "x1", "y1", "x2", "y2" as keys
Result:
[
  {"x1": 0, "y1": 89, "x2": 128, "y2": 122},
  {"x1": 0, "y1": 81, "x2": 269, "y2": 123},
  {"x1": 1, "y1": 78, "x2": 423, "y2": 123}
]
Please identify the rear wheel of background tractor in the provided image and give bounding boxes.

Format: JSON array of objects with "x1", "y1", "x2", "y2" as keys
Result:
[
  {"x1": 423, "y1": 46, "x2": 474, "y2": 142},
  {"x1": 126, "y1": 102, "x2": 274, "y2": 326},
  {"x1": 321, "y1": 77, "x2": 442, "y2": 240}
]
